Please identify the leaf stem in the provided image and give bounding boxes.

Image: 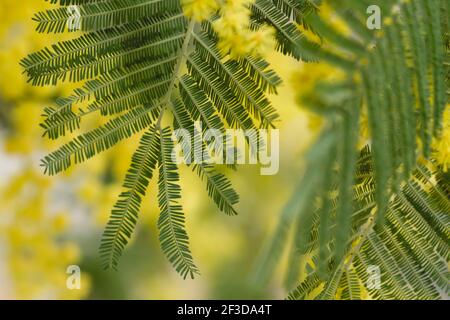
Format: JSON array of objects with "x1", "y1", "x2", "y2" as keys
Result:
[{"x1": 156, "y1": 18, "x2": 197, "y2": 129}]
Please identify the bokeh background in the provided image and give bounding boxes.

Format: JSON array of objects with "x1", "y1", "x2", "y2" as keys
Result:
[{"x1": 0, "y1": 0, "x2": 353, "y2": 299}]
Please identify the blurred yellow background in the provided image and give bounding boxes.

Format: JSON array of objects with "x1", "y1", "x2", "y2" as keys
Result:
[{"x1": 0, "y1": 0, "x2": 348, "y2": 300}]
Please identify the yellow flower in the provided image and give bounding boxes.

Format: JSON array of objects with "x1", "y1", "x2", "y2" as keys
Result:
[
  {"x1": 433, "y1": 105, "x2": 450, "y2": 171},
  {"x1": 213, "y1": 0, "x2": 275, "y2": 59},
  {"x1": 60, "y1": 243, "x2": 81, "y2": 263},
  {"x1": 1, "y1": 169, "x2": 87, "y2": 299},
  {"x1": 182, "y1": 0, "x2": 219, "y2": 21},
  {"x1": 358, "y1": 106, "x2": 370, "y2": 149},
  {"x1": 247, "y1": 25, "x2": 276, "y2": 57},
  {"x1": 52, "y1": 214, "x2": 69, "y2": 233}
]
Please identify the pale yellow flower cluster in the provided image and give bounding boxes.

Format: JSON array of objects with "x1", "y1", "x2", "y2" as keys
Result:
[
  {"x1": 433, "y1": 105, "x2": 450, "y2": 171},
  {"x1": 213, "y1": 0, "x2": 275, "y2": 58},
  {"x1": 182, "y1": 0, "x2": 219, "y2": 22},
  {"x1": 182, "y1": 0, "x2": 275, "y2": 58},
  {"x1": 0, "y1": 170, "x2": 90, "y2": 299}
]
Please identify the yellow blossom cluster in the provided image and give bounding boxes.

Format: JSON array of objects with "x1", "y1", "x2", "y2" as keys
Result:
[
  {"x1": 182, "y1": 0, "x2": 275, "y2": 58},
  {"x1": 0, "y1": 170, "x2": 90, "y2": 299},
  {"x1": 182, "y1": 0, "x2": 219, "y2": 22},
  {"x1": 213, "y1": 0, "x2": 275, "y2": 58},
  {"x1": 433, "y1": 105, "x2": 450, "y2": 171}
]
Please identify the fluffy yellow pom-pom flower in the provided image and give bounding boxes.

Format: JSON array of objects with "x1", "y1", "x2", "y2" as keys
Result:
[
  {"x1": 182, "y1": 0, "x2": 219, "y2": 21},
  {"x1": 433, "y1": 105, "x2": 450, "y2": 171},
  {"x1": 213, "y1": 0, "x2": 275, "y2": 58}
]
